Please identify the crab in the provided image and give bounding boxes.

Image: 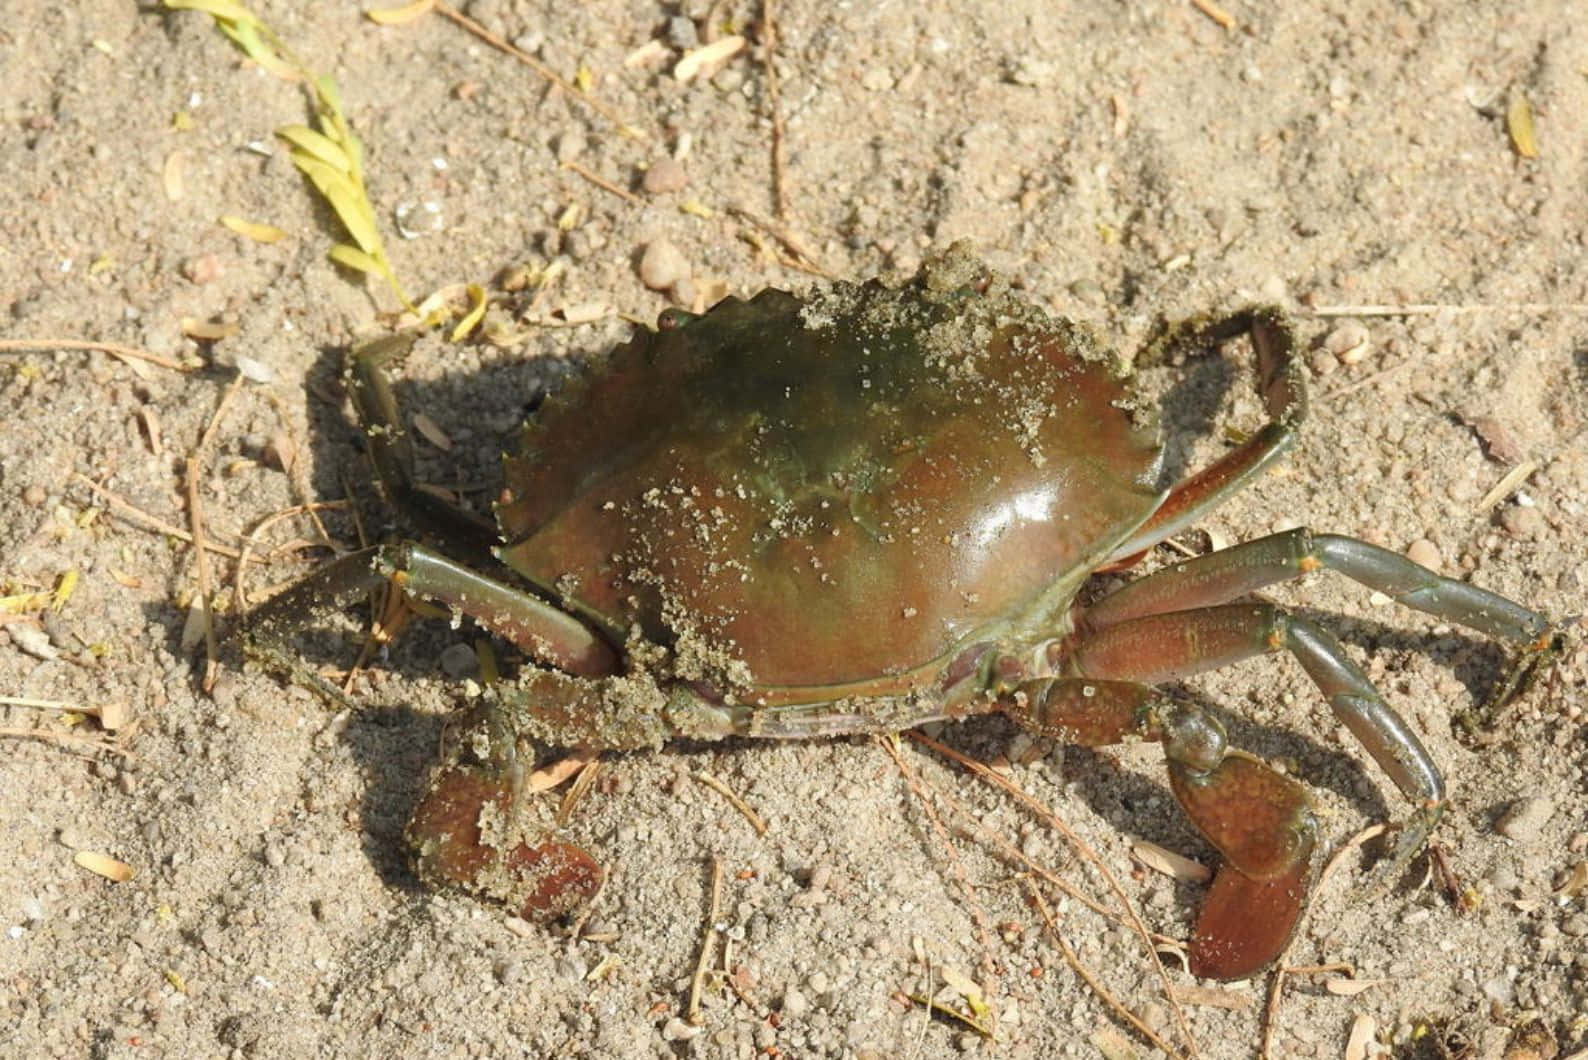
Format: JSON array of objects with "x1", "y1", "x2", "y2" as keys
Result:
[{"x1": 248, "y1": 243, "x2": 1560, "y2": 981}]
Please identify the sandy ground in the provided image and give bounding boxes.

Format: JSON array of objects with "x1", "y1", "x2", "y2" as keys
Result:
[{"x1": 2, "y1": 2, "x2": 1586, "y2": 1058}]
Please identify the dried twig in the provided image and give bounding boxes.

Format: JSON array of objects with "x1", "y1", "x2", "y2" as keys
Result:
[
  {"x1": 908, "y1": 731, "x2": 1199, "y2": 1057},
  {"x1": 0, "y1": 726, "x2": 131, "y2": 760},
  {"x1": 878, "y1": 736, "x2": 1001, "y2": 1017},
  {"x1": 1311, "y1": 302, "x2": 1588, "y2": 317},
  {"x1": 692, "y1": 771, "x2": 767, "y2": 835},
  {"x1": 1028, "y1": 883, "x2": 1191, "y2": 1060},
  {"x1": 234, "y1": 501, "x2": 351, "y2": 609},
  {"x1": 1189, "y1": 0, "x2": 1235, "y2": 30},
  {"x1": 561, "y1": 159, "x2": 644, "y2": 205},
  {"x1": 187, "y1": 375, "x2": 246, "y2": 694},
  {"x1": 71, "y1": 472, "x2": 261, "y2": 563},
  {"x1": 0, "y1": 337, "x2": 197, "y2": 372},
  {"x1": 760, "y1": 0, "x2": 789, "y2": 222},
  {"x1": 726, "y1": 204, "x2": 835, "y2": 278},
  {"x1": 686, "y1": 857, "x2": 724, "y2": 1025}
]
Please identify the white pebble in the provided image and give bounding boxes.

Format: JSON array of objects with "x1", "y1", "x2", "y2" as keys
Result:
[{"x1": 638, "y1": 239, "x2": 689, "y2": 291}]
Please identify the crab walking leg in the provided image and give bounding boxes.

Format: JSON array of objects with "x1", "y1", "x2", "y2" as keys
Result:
[
  {"x1": 245, "y1": 542, "x2": 620, "y2": 679},
  {"x1": 1068, "y1": 602, "x2": 1447, "y2": 879},
  {"x1": 1086, "y1": 527, "x2": 1556, "y2": 649},
  {"x1": 1107, "y1": 309, "x2": 1306, "y2": 563},
  {"x1": 999, "y1": 678, "x2": 1317, "y2": 980},
  {"x1": 344, "y1": 333, "x2": 500, "y2": 547}
]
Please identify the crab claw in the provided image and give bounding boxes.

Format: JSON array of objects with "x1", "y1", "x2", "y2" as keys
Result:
[
  {"x1": 406, "y1": 762, "x2": 602, "y2": 920},
  {"x1": 1168, "y1": 752, "x2": 1318, "y2": 980}
]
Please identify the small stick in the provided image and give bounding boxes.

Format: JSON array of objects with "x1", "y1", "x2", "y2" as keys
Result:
[
  {"x1": 560, "y1": 160, "x2": 644, "y2": 205},
  {"x1": 878, "y1": 736, "x2": 1000, "y2": 1016},
  {"x1": 0, "y1": 726, "x2": 131, "y2": 760},
  {"x1": 692, "y1": 771, "x2": 768, "y2": 835},
  {"x1": 0, "y1": 695, "x2": 128, "y2": 731},
  {"x1": 234, "y1": 501, "x2": 350, "y2": 609},
  {"x1": 1476, "y1": 460, "x2": 1538, "y2": 513},
  {"x1": 1311, "y1": 302, "x2": 1588, "y2": 317},
  {"x1": 432, "y1": 2, "x2": 646, "y2": 140},
  {"x1": 1189, "y1": 0, "x2": 1235, "y2": 30},
  {"x1": 686, "y1": 857, "x2": 724, "y2": 1025},
  {"x1": 760, "y1": 0, "x2": 789, "y2": 222},
  {"x1": 1320, "y1": 354, "x2": 1423, "y2": 402},
  {"x1": 1028, "y1": 883, "x2": 1190, "y2": 1060},
  {"x1": 727, "y1": 204, "x2": 835, "y2": 279},
  {"x1": 187, "y1": 375, "x2": 246, "y2": 694},
  {"x1": 71, "y1": 472, "x2": 260, "y2": 563},
  {"x1": 0, "y1": 337, "x2": 196, "y2": 372},
  {"x1": 908, "y1": 730, "x2": 1199, "y2": 1057}
]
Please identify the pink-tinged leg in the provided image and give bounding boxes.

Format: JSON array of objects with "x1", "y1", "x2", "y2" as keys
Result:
[
  {"x1": 1107, "y1": 309, "x2": 1304, "y2": 564},
  {"x1": 1068, "y1": 602, "x2": 1447, "y2": 882},
  {"x1": 1001, "y1": 678, "x2": 1316, "y2": 979}
]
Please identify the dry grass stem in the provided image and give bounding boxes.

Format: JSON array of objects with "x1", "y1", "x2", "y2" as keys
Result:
[
  {"x1": 0, "y1": 337, "x2": 196, "y2": 372},
  {"x1": 187, "y1": 375, "x2": 245, "y2": 694},
  {"x1": 907, "y1": 731, "x2": 1198, "y2": 1055},
  {"x1": 726, "y1": 204, "x2": 834, "y2": 278},
  {"x1": 233, "y1": 501, "x2": 351, "y2": 609},
  {"x1": 71, "y1": 472, "x2": 260, "y2": 563},
  {"x1": 1189, "y1": 0, "x2": 1235, "y2": 30},
  {"x1": 877, "y1": 737, "x2": 1002, "y2": 1013},
  {"x1": 560, "y1": 159, "x2": 644, "y2": 204},
  {"x1": 686, "y1": 856, "x2": 724, "y2": 1025},
  {"x1": 1027, "y1": 884, "x2": 1192, "y2": 1060},
  {"x1": 691, "y1": 771, "x2": 768, "y2": 835}
]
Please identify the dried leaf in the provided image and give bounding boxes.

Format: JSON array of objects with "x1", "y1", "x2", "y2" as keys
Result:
[
  {"x1": 410, "y1": 411, "x2": 452, "y2": 451},
  {"x1": 1324, "y1": 976, "x2": 1389, "y2": 997},
  {"x1": 220, "y1": 215, "x2": 287, "y2": 243},
  {"x1": 1133, "y1": 839, "x2": 1212, "y2": 882},
  {"x1": 75, "y1": 850, "x2": 136, "y2": 883},
  {"x1": 1345, "y1": 1014, "x2": 1377, "y2": 1060},
  {"x1": 364, "y1": 0, "x2": 434, "y2": 25},
  {"x1": 1507, "y1": 95, "x2": 1539, "y2": 158},
  {"x1": 163, "y1": 150, "x2": 186, "y2": 202},
  {"x1": 673, "y1": 35, "x2": 745, "y2": 83}
]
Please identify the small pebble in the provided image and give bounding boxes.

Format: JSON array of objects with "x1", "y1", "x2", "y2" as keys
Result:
[
  {"x1": 1495, "y1": 795, "x2": 1553, "y2": 843},
  {"x1": 554, "y1": 128, "x2": 585, "y2": 163},
  {"x1": 638, "y1": 239, "x2": 689, "y2": 291},
  {"x1": 642, "y1": 156, "x2": 688, "y2": 195},
  {"x1": 781, "y1": 985, "x2": 809, "y2": 1018},
  {"x1": 1324, "y1": 321, "x2": 1371, "y2": 364},
  {"x1": 1405, "y1": 538, "x2": 1441, "y2": 572},
  {"x1": 1498, "y1": 505, "x2": 1545, "y2": 541},
  {"x1": 438, "y1": 642, "x2": 480, "y2": 680},
  {"x1": 1067, "y1": 277, "x2": 1106, "y2": 306},
  {"x1": 182, "y1": 253, "x2": 223, "y2": 285},
  {"x1": 665, "y1": 15, "x2": 698, "y2": 50},
  {"x1": 22, "y1": 484, "x2": 47, "y2": 507}
]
